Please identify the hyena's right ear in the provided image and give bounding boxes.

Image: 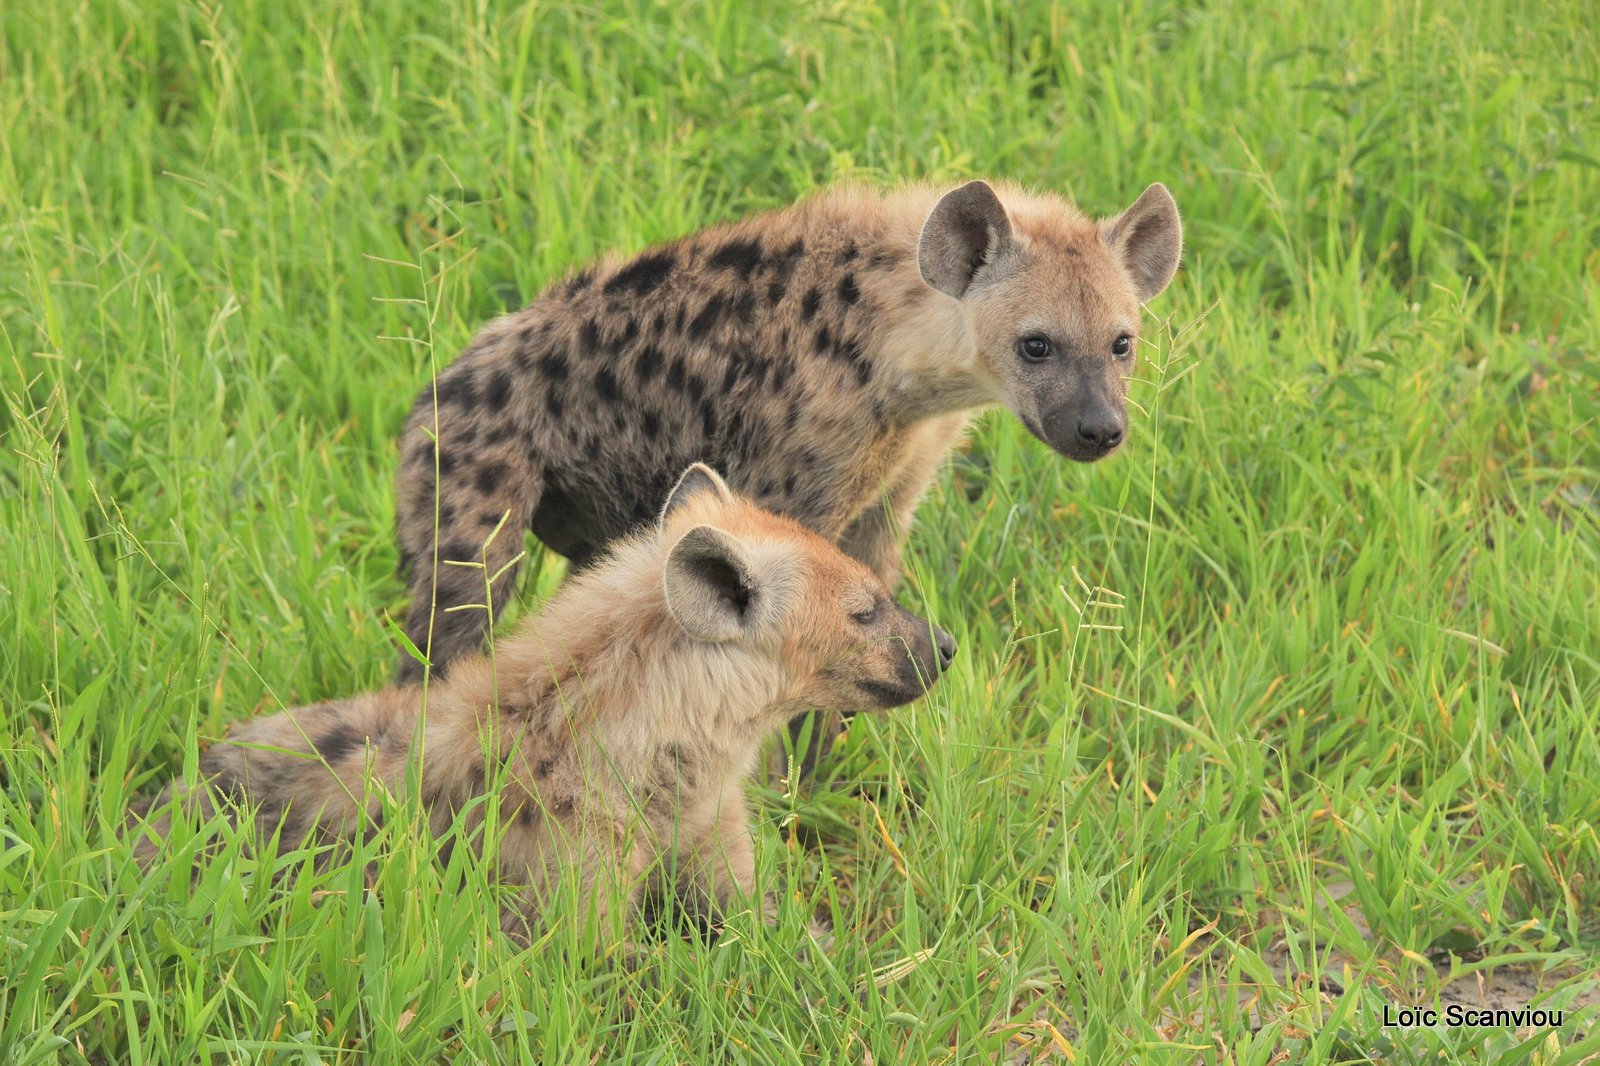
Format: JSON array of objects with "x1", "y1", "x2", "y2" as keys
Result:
[
  {"x1": 659, "y1": 463, "x2": 735, "y2": 524},
  {"x1": 918, "y1": 180, "x2": 1015, "y2": 298},
  {"x1": 663, "y1": 525, "x2": 758, "y2": 642}
]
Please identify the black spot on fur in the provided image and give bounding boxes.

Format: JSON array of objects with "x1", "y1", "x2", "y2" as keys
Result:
[
  {"x1": 475, "y1": 461, "x2": 508, "y2": 495},
  {"x1": 563, "y1": 269, "x2": 594, "y2": 294},
  {"x1": 651, "y1": 311, "x2": 666, "y2": 334},
  {"x1": 721, "y1": 363, "x2": 741, "y2": 393},
  {"x1": 484, "y1": 370, "x2": 513, "y2": 411},
  {"x1": 313, "y1": 723, "x2": 363, "y2": 765},
  {"x1": 635, "y1": 344, "x2": 663, "y2": 382},
  {"x1": 477, "y1": 512, "x2": 500, "y2": 528},
  {"x1": 814, "y1": 325, "x2": 831, "y2": 354},
  {"x1": 709, "y1": 237, "x2": 763, "y2": 272},
  {"x1": 837, "y1": 240, "x2": 859, "y2": 263},
  {"x1": 517, "y1": 803, "x2": 541, "y2": 828},
  {"x1": 539, "y1": 350, "x2": 570, "y2": 382},
  {"x1": 770, "y1": 362, "x2": 789, "y2": 392},
  {"x1": 513, "y1": 345, "x2": 534, "y2": 372},
  {"x1": 438, "y1": 500, "x2": 456, "y2": 528},
  {"x1": 699, "y1": 400, "x2": 718, "y2": 439},
  {"x1": 604, "y1": 249, "x2": 676, "y2": 296},
  {"x1": 687, "y1": 295, "x2": 725, "y2": 341},
  {"x1": 442, "y1": 539, "x2": 479, "y2": 563},
  {"x1": 666, "y1": 358, "x2": 686, "y2": 393},
  {"x1": 731, "y1": 291, "x2": 756, "y2": 325},
  {"x1": 767, "y1": 280, "x2": 786, "y2": 306},
  {"x1": 436, "y1": 448, "x2": 458, "y2": 476},
  {"x1": 552, "y1": 795, "x2": 575, "y2": 817},
  {"x1": 535, "y1": 756, "x2": 557, "y2": 779},
  {"x1": 838, "y1": 274, "x2": 859, "y2": 305},
  {"x1": 585, "y1": 438, "x2": 602, "y2": 460},
  {"x1": 685, "y1": 373, "x2": 706, "y2": 406},
  {"x1": 432, "y1": 372, "x2": 478, "y2": 409},
  {"x1": 486, "y1": 423, "x2": 514, "y2": 446},
  {"x1": 642, "y1": 411, "x2": 661, "y2": 439},
  {"x1": 466, "y1": 765, "x2": 486, "y2": 795},
  {"x1": 801, "y1": 288, "x2": 821, "y2": 322},
  {"x1": 595, "y1": 366, "x2": 619, "y2": 402},
  {"x1": 580, "y1": 318, "x2": 603, "y2": 352},
  {"x1": 783, "y1": 473, "x2": 798, "y2": 495},
  {"x1": 545, "y1": 391, "x2": 565, "y2": 418},
  {"x1": 841, "y1": 337, "x2": 873, "y2": 385},
  {"x1": 619, "y1": 317, "x2": 638, "y2": 346}
]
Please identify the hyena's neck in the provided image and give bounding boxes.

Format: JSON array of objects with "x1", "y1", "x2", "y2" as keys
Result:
[
  {"x1": 441, "y1": 556, "x2": 787, "y2": 779},
  {"x1": 801, "y1": 192, "x2": 1001, "y2": 424}
]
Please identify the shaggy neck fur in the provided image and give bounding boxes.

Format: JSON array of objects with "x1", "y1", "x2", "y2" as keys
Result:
[{"x1": 431, "y1": 531, "x2": 798, "y2": 791}]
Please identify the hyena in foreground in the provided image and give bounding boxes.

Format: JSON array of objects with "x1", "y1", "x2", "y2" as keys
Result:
[
  {"x1": 397, "y1": 179, "x2": 1181, "y2": 767},
  {"x1": 135, "y1": 465, "x2": 954, "y2": 938}
]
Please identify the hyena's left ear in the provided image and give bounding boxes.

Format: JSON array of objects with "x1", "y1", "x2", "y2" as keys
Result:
[
  {"x1": 660, "y1": 463, "x2": 735, "y2": 524},
  {"x1": 1100, "y1": 183, "x2": 1182, "y2": 302},
  {"x1": 919, "y1": 181, "x2": 1015, "y2": 299},
  {"x1": 663, "y1": 525, "x2": 760, "y2": 642}
]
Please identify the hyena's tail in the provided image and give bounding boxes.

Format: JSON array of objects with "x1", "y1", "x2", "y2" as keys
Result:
[
  {"x1": 394, "y1": 354, "x2": 547, "y2": 686},
  {"x1": 129, "y1": 689, "x2": 420, "y2": 865}
]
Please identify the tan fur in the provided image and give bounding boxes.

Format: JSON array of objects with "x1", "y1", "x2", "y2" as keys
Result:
[
  {"x1": 134, "y1": 466, "x2": 953, "y2": 940},
  {"x1": 392, "y1": 180, "x2": 1181, "y2": 697}
]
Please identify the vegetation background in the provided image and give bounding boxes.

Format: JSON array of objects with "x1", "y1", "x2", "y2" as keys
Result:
[{"x1": 2, "y1": 0, "x2": 1597, "y2": 1061}]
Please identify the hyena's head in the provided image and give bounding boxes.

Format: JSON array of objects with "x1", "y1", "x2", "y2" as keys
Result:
[
  {"x1": 656, "y1": 464, "x2": 954, "y2": 719},
  {"x1": 919, "y1": 180, "x2": 1182, "y2": 462}
]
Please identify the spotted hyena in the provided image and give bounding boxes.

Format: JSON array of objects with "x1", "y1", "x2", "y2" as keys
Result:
[
  {"x1": 395, "y1": 180, "x2": 1181, "y2": 768},
  {"x1": 134, "y1": 465, "x2": 955, "y2": 938}
]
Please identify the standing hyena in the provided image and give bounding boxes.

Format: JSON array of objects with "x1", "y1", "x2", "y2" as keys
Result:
[
  {"x1": 395, "y1": 179, "x2": 1181, "y2": 767},
  {"x1": 136, "y1": 465, "x2": 954, "y2": 938}
]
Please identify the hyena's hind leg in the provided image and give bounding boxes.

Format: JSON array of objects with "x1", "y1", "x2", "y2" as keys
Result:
[
  {"x1": 395, "y1": 373, "x2": 546, "y2": 684},
  {"x1": 130, "y1": 691, "x2": 415, "y2": 865}
]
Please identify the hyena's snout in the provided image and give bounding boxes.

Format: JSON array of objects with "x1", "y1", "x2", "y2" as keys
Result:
[{"x1": 859, "y1": 604, "x2": 955, "y2": 710}]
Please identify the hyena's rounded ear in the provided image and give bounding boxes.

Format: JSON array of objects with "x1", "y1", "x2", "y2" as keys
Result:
[
  {"x1": 663, "y1": 525, "x2": 756, "y2": 642},
  {"x1": 1099, "y1": 183, "x2": 1182, "y2": 303},
  {"x1": 918, "y1": 180, "x2": 1014, "y2": 299},
  {"x1": 660, "y1": 463, "x2": 735, "y2": 524}
]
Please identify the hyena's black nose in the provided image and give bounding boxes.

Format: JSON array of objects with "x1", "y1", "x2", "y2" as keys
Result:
[
  {"x1": 1077, "y1": 417, "x2": 1124, "y2": 452},
  {"x1": 933, "y1": 626, "x2": 957, "y2": 671}
]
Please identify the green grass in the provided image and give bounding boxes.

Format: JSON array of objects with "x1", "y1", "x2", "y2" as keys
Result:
[{"x1": 3, "y1": 0, "x2": 1598, "y2": 1061}]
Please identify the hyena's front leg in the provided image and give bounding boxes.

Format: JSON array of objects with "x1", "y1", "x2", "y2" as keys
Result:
[
  {"x1": 674, "y1": 793, "x2": 761, "y2": 929},
  {"x1": 786, "y1": 435, "x2": 961, "y2": 779},
  {"x1": 395, "y1": 372, "x2": 546, "y2": 684}
]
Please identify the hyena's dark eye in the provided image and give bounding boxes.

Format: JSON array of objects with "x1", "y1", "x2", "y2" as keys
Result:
[
  {"x1": 851, "y1": 601, "x2": 880, "y2": 625},
  {"x1": 1111, "y1": 334, "x2": 1133, "y2": 359},
  {"x1": 1018, "y1": 335, "x2": 1052, "y2": 362}
]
